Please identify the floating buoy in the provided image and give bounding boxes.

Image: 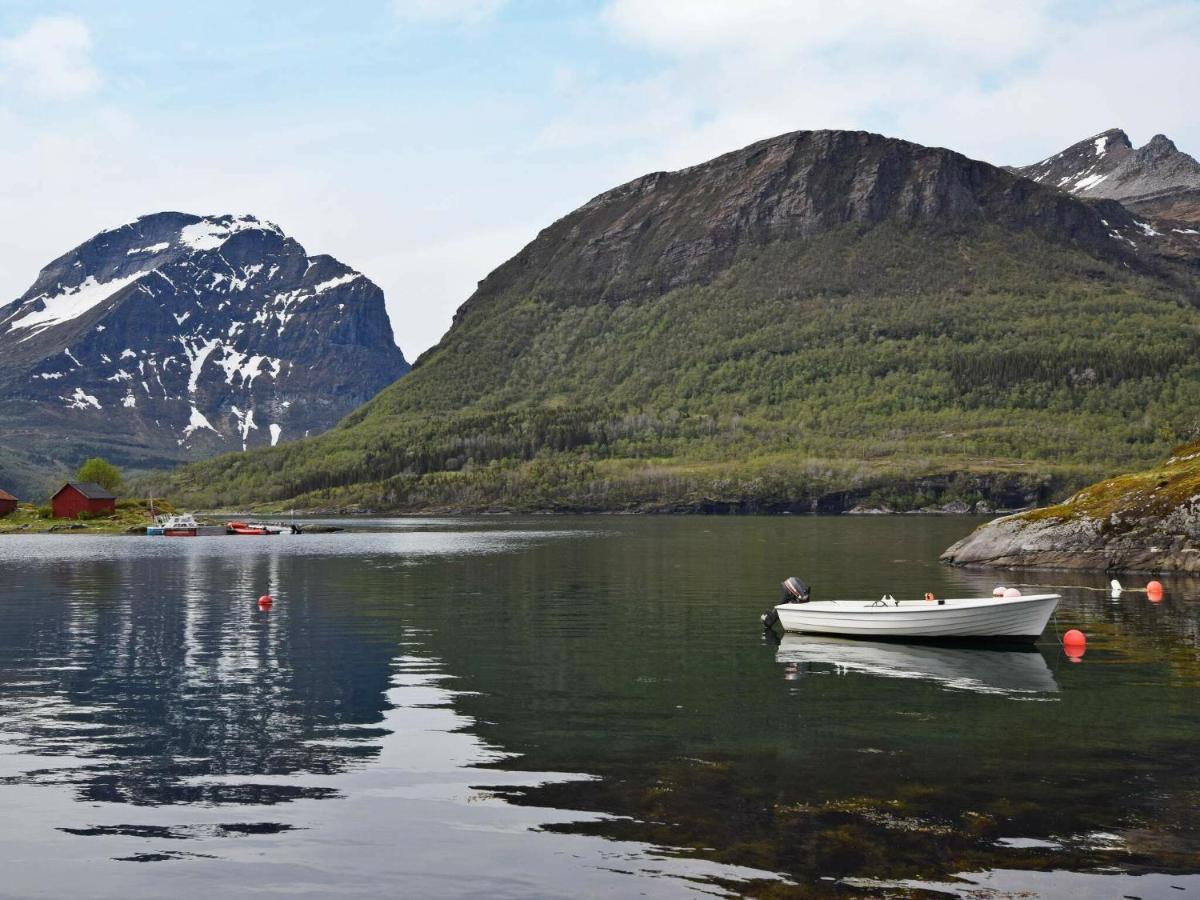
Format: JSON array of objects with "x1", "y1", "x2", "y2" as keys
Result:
[
  {"x1": 1063, "y1": 629, "x2": 1086, "y2": 649},
  {"x1": 1110, "y1": 579, "x2": 1123, "y2": 595},
  {"x1": 1004, "y1": 587, "x2": 1022, "y2": 598},
  {"x1": 992, "y1": 586, "x2": 1006, "y2": 596},
  {"x1": 1146, "y1": 580, "x2": 1164, "y2": 602},
  {"x1": 258, "y1": 594, "x2": 273, "y2": 610},
  {"x1": 924, "y1": 592, "x2": 935, "y2": 602}
]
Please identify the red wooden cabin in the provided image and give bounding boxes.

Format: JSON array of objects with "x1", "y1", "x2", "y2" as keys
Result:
[
  {"x1": 0, "y1": 489, "x2": 16, "y2": 518},
  {"x1": 51, "y1": 482, "x2": 117, "y2": 519}
]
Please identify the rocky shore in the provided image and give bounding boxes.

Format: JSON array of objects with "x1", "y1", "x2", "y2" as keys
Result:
[{"x1": 941, "y1": 440, "x2": 1200, "y2": 573}]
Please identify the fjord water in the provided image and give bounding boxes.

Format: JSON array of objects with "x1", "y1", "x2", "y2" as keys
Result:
[{"x1": 0, "y1": 518, "x2": 1196, "y2": 898}]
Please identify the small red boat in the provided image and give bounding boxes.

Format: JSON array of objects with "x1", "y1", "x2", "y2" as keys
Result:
[{"x1": 227, "y1": 521, "x2": 283, "y2": 535}]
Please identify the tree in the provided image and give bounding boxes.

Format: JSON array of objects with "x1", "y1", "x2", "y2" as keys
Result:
[{"x1": 76, "y1": 457, "x2": 123, "y2": 493}]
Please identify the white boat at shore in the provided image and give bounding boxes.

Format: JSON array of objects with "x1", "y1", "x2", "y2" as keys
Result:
[
  {"x1": 766, "y1": 593, "x2": 1060, "y2": 641},
  {"x1": 147, "y1": 514, "x2": 225, "y2": 537},
  {"x1": 774, "y1": 634, "x2": 1059, "y2": 695}
]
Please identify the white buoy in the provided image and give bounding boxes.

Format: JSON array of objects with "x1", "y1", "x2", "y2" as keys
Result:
[
  {"x1": 1110, "y1": 579, "x2": 1123, "y2": 592},
  {"x1": 992, "y1": 586, "x2": 1006, "y2": 596}
]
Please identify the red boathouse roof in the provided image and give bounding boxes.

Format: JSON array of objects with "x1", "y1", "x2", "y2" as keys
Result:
[{"x1": 54, "y1": 482, "x2": 117, "y2": 500}]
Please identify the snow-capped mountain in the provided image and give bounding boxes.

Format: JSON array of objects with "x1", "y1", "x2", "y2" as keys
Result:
[
  {"x1": 1011, "y1": 128, "x2": 1200, "y2": 222},
  {"x1": 0, "y1": 212, "x2": 409, "y2": 496}
]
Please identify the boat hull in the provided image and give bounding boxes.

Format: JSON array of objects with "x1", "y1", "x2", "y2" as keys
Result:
[
  {"x1": 773, "y1": 594, "x2": 1059, "y2": 640},
  {"x1": 163, "y1": 525, "x2": 226, "y2": 537}
]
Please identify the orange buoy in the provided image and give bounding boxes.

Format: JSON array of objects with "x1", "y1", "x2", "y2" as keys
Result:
[
  {"x1": 1146, "y1": 580, "x2": 1164, "y2": 601},
  {"x1": 1063, "y1": 628, "x2": 1086, "y2": 662},
  {"x1": 1004, "y1": 587, "x2": 1022, "y2": 598},
  {"x1": 258, "y1": 594, "x2": 273, "y2": 610}
]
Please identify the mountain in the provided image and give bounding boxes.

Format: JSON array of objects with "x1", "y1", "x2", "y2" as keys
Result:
[
  {"x1": 1010, "y1": 128, "x2": 1200, "y2": 223},
  {"x1": 155, "y1": 130, "x2": 1200, "y2": 514},
  {"x1": 0, "y1": 213, "x2": 409, "y2": 499},
  {"x1": 941, "y1": 437, "x2": 1200, "y2": 573}
]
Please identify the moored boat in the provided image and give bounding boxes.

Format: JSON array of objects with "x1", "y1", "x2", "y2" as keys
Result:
[
  {"x1": 148, "y1": 514, "x2": 225, "y2": 537},
  {"x1": 227, "y1": 521, "x2": 287, "y2": 535},
  {"x1": 764, "y1": 582, "x2": 1060, "y2": 641}
]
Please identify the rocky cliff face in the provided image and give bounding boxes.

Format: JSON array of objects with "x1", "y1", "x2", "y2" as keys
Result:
[
  {"x1": 941, "y1": 440, "x2": 1200, "y2": 573},
  {"x1": 1011, "y1": 128, "x2": 1200, "y2": 223},
  {"x1": 458, "y1": 129, "x2": 1160, "y2": 322},
  {"x1": 0, "y1": 213, "x2": 409, "y2": 496}
]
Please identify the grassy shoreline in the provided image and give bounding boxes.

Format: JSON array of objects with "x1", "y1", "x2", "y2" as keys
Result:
[{"x1": 0, "y1": 499, "x2": 208, "y2": 536}]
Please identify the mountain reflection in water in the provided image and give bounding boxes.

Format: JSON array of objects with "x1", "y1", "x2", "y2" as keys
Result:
[
  {"x1": 0, "y1": 519, "x2": 1197, "y2": 898},
  {"x1": 0, "y1": 532, "x2": 782, "y2": 898}
]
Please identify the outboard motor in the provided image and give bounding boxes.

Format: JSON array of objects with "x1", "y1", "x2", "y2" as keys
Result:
[
  {"x1": 780, "y1": 576, "x2": 811, "y2": 604},
  {"x1": 762, "y1": 576, "x2": 811, "y2": 629}
]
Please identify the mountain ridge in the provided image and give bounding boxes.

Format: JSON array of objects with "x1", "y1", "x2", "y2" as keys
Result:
[
  {"x1": 0, "y1": 212, "x2": 409, "y2": 498},
  {"x1": 1011, "y1": 127, "x2": 1200, "y2": 223},
  {"x1": 137, "y1": 128, "x2": 1199, "y2": 512},
  {"x1": 455, "y1": 129, "x2": 1150, "y2": 319}
]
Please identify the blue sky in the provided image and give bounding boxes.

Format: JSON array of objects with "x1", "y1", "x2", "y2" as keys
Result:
[{"x1": 1, "y1": 1, "x2": 1197, "y2": 357}]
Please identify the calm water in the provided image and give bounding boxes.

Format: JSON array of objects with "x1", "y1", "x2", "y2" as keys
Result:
[{"x1": 0, "y1": 517, "x2": 1196, "y2": 899}]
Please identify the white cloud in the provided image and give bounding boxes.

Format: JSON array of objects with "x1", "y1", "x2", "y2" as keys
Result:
[
  {"x1": 582, "y1": 0, "x2": 1200, "y2": 171},
  {"x1": 0, "y1": 16, "x2": 100, "y2": 99},
  {"x1": 605, "y1": 0, "x2": 1050, "y2": 67},
  {"x1": 392, "y1": 0, "x2": 507, "y2": 25}
]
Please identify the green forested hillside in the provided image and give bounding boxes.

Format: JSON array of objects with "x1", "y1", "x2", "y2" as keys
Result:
[{"x1": 153, "y1": 219, "x2": 1200, "y2": 513}]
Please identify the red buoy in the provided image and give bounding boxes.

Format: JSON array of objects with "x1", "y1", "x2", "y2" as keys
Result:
[
  {"x1": 1063, "y1": 628, "x2": 1086, "y2": 662},
  {"x1": 258, "y1": 594, "x2": 273, "y2": 610},
  {"x1": 1146, "y1": 580, "x2": 1164, "y2": 602}
]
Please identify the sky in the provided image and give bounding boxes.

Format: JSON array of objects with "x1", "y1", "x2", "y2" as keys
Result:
[{"x1": 1, "y1": 0, "x2": 1197, "y2": 360}]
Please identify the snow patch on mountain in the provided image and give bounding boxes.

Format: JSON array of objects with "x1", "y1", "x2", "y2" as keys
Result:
[
  {"x1": 179, "y1": 214, "x2": 281, "y2": 252},
  {"x1": 230, "y1": 405, "x2": 258, "y2": 451},
  {"x1": 6, "y1": 272, "x2": 143, "y2": 335},
  {"x1": 63, "y1": 387, "x2": 102, "y2": 410},
  {"x1": 179, "y1": 337, "x2": 221, "y2": 395},
  {"x1": 128, "y1": 242, "x2": 170, "y2": 255},
  {"x1": 182, "y1": 405, "x2": 218, "y2": 440},
  {"x1": 313, "y1": 272, "x2": 361, "y2": 293}
]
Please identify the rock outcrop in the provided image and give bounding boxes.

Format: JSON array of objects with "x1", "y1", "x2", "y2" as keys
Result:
[{"x1": 942, "y1": 440, "x2": 1200, "y2": 573}]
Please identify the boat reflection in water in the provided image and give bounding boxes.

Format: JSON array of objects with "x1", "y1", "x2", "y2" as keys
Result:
[{"x1": 774, "y1": 634, "x2": 1059, "y2": 697}]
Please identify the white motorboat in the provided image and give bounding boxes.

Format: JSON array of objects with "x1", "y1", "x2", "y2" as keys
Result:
[
  {"x1": 147, "y1": 514, "x2": 225, "y2": 537},
  {"x1": 765, "y1": 588, "x2": 1060, "y2": 641},
  {"x1": 774, "y1": 634, "x2": 1059, "y2": 695}
]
